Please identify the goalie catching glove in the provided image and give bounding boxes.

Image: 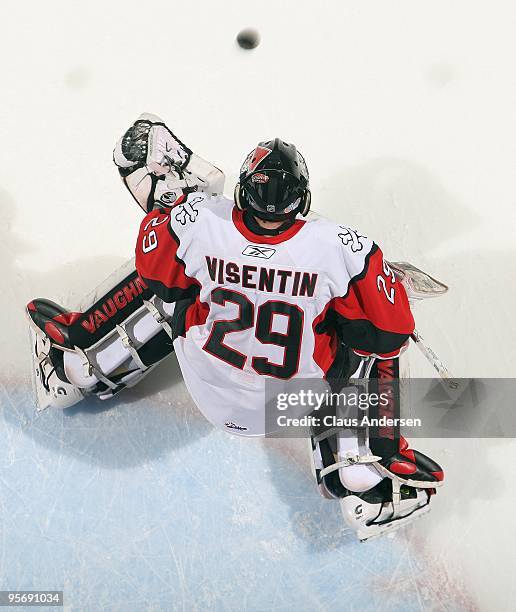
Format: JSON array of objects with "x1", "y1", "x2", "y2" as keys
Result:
[{"x1": 113, "y1": 113, "x2": 225, "y2": 212}]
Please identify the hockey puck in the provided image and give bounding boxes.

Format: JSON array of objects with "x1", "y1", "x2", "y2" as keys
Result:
[{"x1": 236, "y1": 29, "x2": 260, "y2": 50}]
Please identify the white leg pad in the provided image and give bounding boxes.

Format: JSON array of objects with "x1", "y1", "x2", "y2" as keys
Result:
[{"x1": 64, "y1": 299, "x2": 176, "y2": 389}]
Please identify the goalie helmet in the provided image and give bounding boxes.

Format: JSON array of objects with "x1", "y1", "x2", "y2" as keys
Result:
[{"x1": 234, "y1": 138, "x2": 311, "y2": 221}]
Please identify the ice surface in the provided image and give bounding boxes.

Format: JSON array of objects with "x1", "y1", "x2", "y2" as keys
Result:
[
  {"x1": 1, "y1": 0, "x2": 515, "y2": 610},
  {"x1": 0, "y1": 371, "x2": 484, "y2": 612}
]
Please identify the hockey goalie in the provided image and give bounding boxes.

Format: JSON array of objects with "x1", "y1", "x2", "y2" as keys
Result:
[{"x1": 26, "y1": 114, "x2": 445, "y2": 541}]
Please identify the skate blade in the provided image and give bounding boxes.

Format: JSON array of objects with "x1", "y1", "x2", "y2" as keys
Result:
[{"x1": 354, "y1": 504, "x2": 431, "y2": 543}]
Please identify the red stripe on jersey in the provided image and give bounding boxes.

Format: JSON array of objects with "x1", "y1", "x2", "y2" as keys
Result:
[
  {"x1": 312, "y1": 300, "x2": 338, "y2": 376},
  {"x1": 232, "y1": 207, "x2": 306, "y2": 245},
  {"x1": 333, "y1": 248, "x2": 414, "y2": 336},
  {"x1": 135, "y1": 209, "x2": 198, "y2": 292},
  {"x1": 185, "y1": 297, "x2": 210, "y2": 333}
]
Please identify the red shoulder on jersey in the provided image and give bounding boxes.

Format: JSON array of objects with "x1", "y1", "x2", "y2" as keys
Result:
[
  {"x1": 135, "y1": 209, "x2": 200, "y2": 302},
  {"x1": 330, "y1": 245, "x2": 414, "y2": 358}
]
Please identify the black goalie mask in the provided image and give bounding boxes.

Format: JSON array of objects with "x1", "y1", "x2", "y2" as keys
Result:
[{"x1": 234, "y1": 138, "x2": 311, "y2": 222}]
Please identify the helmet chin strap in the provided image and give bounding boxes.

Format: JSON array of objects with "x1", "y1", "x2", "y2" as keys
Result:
[{"x1": 243, "y1": 210, "x2": 296, "y2": 236}]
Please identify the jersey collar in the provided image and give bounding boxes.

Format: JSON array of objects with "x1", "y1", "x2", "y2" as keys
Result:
[{"x1": 232, "y1": 207, "x2": 305, "y2": 245}]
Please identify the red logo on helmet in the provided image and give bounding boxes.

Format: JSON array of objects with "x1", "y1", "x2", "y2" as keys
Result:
[
  {"x1": 251, "y1": 173, "x2": 269, "y2": 183},
  {"x1": 248, "y1": 146, "x2": 272, "y2": 172}
]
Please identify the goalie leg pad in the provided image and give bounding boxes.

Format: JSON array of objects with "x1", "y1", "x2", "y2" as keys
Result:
[
  {"x1": 27, "y1": 298, "x2": 177, "y2": 408},
  {"x1": 26, "y1": 260, "x2": 189, "y2": 409},
  {"x1": 310, "y1": 353, "x2": 444, "y2": 541}
]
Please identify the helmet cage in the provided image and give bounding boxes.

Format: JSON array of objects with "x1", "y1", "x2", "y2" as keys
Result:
[{"x1": 242, "y1": 169, "x2": 306, "y2": 218}]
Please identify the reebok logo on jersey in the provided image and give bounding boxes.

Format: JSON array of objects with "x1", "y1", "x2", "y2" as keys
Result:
[{"x1": 242, "y1": 245, "x2": 276, "y2": 259}]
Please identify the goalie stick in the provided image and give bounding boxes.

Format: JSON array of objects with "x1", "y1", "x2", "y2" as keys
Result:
[{"x1": 410, "y1": 329, "x2": 461, "y2": 391}]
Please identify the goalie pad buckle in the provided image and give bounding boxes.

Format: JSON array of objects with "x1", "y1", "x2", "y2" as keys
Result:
[{"x1": 318, "y1": 452, "x2": 382, "y2": 480}]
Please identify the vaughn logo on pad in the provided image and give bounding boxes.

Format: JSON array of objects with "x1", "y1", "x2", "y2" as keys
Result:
[{"x1": 242, "y1": 245, "x2": 276, "y2": 259}]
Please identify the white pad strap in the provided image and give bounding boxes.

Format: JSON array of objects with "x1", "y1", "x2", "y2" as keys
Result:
[
  {"x1": 142, "y1": 298, "x2": 173, "y2": 339},
  {"x1": 373, "y1": 463, "x2": 444, "y2": 490},
  {"x1": 115, "y1": 324, "x2": 148, "y2": 372},
  {"x1": 319, "y1": 453, "x2": 382, "y2": 479},
  {"x1": 63, "y1": 296, "x2": 176, "y2": 390},
  {"x1": 75, "y1": 347, "x2": 120, "y2": 391},
  {"x1": 312, "y1": 426, "x2": 341, "y2": 445}
]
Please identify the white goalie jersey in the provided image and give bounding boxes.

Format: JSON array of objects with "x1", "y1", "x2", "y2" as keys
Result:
[{"x1": 135, "y1": 193, "x2": 414, "y2": 436}]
